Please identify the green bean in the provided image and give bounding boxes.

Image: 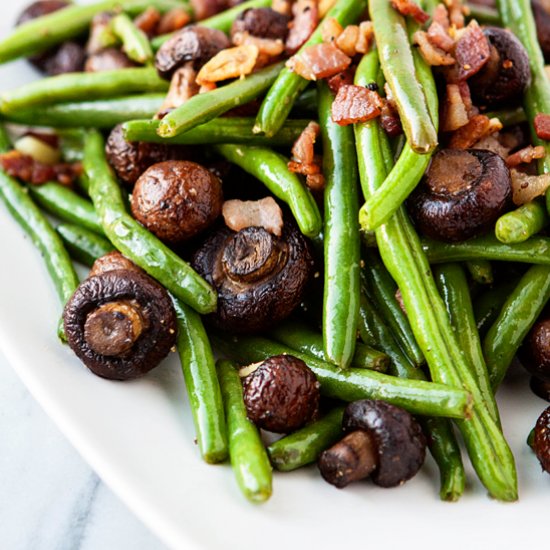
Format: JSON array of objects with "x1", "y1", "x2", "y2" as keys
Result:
[
  {"x1": 369, "y1": 0, "x2": 437, "y2": 153},
  {"x1": 157, "y1": 62, "x2": 283, "y2": 138},
  {"x1": 495, "y1": 200, "x2": 549, "y2": 244},
  {"x1": 422, "y1": 234, "x2": 550, "y2": 265},
  {"x1": 318, "y1": 82, "x2": 360, "y2": 369},
  {"x1": 485, "y1": 107, "x2": 526, "y2": 127},
  {"x1": 254, "y1": 0, "x2": 368, "y2": 137},
  {"x1": 1, "y1": 69, "x2": 168, "y2": 114},
  {"x1": 2, "y1": 94, "x2": 164, "y2": 128},
  {"x1": 212, "y1": 334, "x2": 472, "y2": 419},
  {"x1": 84, "y1": 129, "x2": 217, "y2": 314},
  {"x1": 216, "y1": 359, "x2": 272, "y2": 503},
  {"x1": 269, "y1": 321, "x2": 389, "y2": 373},
  {"x1": 57, "y1": 223, "x2": 114, "y2": 267},
  {"x1": 111, "y1": 13, "x2": 153, "y2": 65},
  {"x1": 0, "y1": 126, "x2": 79, "y2": 329},
  {"x1": 151, "y1": 0, "x2": 272, "y2": 50},
  {"x1": 362, "y1": 248, "x2": 425, "y2": 367},
  {"x1": 173, "y1": 300, "x2": 228, "y2": 464},
  {"x1": 434, "y1": 263, "x2": 499, "y2": 423},
  {"x1": 213, "y1": 143, "x2": 322, "y2": 238},
  {"x1": 267, "y1": 406, "x2": 345, "y2": 472},
  {"x1": 466, "y1": 260, "x2": 494, "y2": 285},
  {"x1": 355, "y1": 55, "x2": 516, "y2": 501},
  {"x1": 466, "y1": 3, "x2": 501, "y2": 25},
  {"x1": 0, "y1": 0, "x2": 183, "y2": 64},
  {"x1": 28, "y1": 183, "x2": 103, "y2": 235},
  {"x1": 292, "y1": 87, "x2": 318, "y2": 117},
  {"x1": 483, "y1": 264, "x2": 550, "y2": 390},
  {"x1": 58, "y1": 129, "x2": 87, "y2": 163}
]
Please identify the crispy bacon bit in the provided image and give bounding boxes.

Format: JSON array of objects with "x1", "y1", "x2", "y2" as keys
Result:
[
  {"x1": 506, "y1": 145, "x2": 546, "y2": 168},
  {"x1": 534, "y1": 113, "x2": 550, "y2": 140},
  {"x1": 441, "y1": 84, "x2": 469, "y2": 132},
  {"x1": 288, "y1": 121, "x2": 325, "y2": 190},
  {"x1": 432, "y1": 3, "x2": 450, "y2": 29},
  {"x1": 454, "y1": 20, "x2": 490, "y2": 81},
  {"x1": 196, "y1": 45, "x2": 259, "y2": 85},
  {"x1": 0, "y1": 150, "x2": 81, "y2": 186},
  {"x1": 427, "y1": 21, "x2": 455, "y2": 52},
  {"x1": 449, "y1": 114, "x2": 502, "y2": 149},
  {"x1": 305, "y1": 173, "x2": 325, "y2": 191},
  {"x1": 222, "y1": 197, "x2": 284, "y2": 236},
  {"x1": 356, "y1": 21, "x2": 374, "y2": 54},
  {"x1": 380, "y1": 101, "x2": 403, "y2": 137},
  {"x1": 286, "y1": 43, "x2": 351, "y2": 81},
  {"x1": 157, "y1": 7, "x2": 191, "y2": 36},
  {"x1": 319, "y1": 0, "x2": 337, "y2": 17},
  {"x1": 391, "y1": 0, "x2": 430, "y2": 24},
  {"x1": 286, "y1": 0, "x2": 319, "y2": 55},
  {"x1": 331, "y1": 85, "x2": 384, "y2": 126},
  {"x1": 158, "y1": 63, "x2": 199, "y2": 114},
  {"x1": 272, "y1": 0, "x2": 292, "y2": 16},
  {"x1": 457, "y1": 80, "x2": 475, "y2": 117},
  {"x1": 335, "y1": 25, "x2": 360, "y2": 57},
  {"x1": 321, "y1": 17, "x2": 343, "y2": 43},
  {"x1": 327, "y1": 67, "x2": 355, "y2": 94},
  {"x1": 232, "y1": 31, "x2": 285, "y2": 60},
  {"x1": 413, "y1": 31, "x2": 455, "y2": 66},
  {"x1": 446, "y1": 0, "x2": 465, "y2": 29},
  {"x1": 510, "y1": 169, "x2": 550, "y2": 206},
  {"x1": 134, "y1": 7, "x2": 161, "y2": 36}
]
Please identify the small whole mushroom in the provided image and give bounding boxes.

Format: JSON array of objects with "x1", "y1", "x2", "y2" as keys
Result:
[
  {"x1": 408, "y1": 148, "x2": 512, "y2": 242},
  {"x1": 468, "y1": 26, "x2": 531, "y2": 109},
  {"x1": 63, "y1": 252, "x2": 177, "y2": 381},
  {"x1": 131, "y1": 160, "x2": 223, "y2": 244},
  {"x1": 241, "y1": 354, "x2": 320, "y2": 433},
  {"x1": 318, "y1": 400, "x2": 426, "y2": 488},
  {"x1": 191, "y1": 220, "x2": 313, "y2": 333},
  {"x1": 519, "y1": 314, "x2": 550, "y2": 402},
  {"x1": 532, "y1": 405, "x2": 550, "y2": 473}
]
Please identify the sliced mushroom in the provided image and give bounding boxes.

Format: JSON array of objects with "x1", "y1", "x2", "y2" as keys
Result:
[
  {"x1": 85, "y1": 48, "x2": 136, "y2": 72},
  {"x1": 241, "y1": 354, "x2": 320, "y2": 433},
  {"x1": 154, "y1": 25, "x2": 230, "y2": 80},
  {"x1": 519, "y1": 315, "x2": 550, "y2": 402},
  {"x1": 131, "y1": 160, "x2": 223, "y2": 244},
  {"x1": 191, "y1": 221, "x2": 313, "y2": 333},
  {"x1": 468, "y1": 27, "x2": 531, "y2": 109},
  {"x1": 533, "y1": 405, "x2": 550, "y2": 473},
  {"x1": 63, "y1": 269, "x2": 177, "y2": 380},
  {"x1": 318, "y1": 400, "x2": 426, "y2": 488},
  {"x1": 230, "y1": 8, "x2": 290, "y2": 41},
  {"x1": 408, "y1": 148, "x2": 512, "y2": 242}
]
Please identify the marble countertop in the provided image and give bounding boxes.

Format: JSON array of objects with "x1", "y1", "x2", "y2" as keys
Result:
[{"x1": 0, "y1": 349, "x2": 168, "y2": 550}]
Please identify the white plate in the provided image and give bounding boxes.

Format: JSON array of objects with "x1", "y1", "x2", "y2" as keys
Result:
[{"x1": 1, "y1": 3, "x2": 550, "y2": 549}]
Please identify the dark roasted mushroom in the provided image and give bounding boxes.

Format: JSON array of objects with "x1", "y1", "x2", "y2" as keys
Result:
[
  {"x1": 468, "y1": 27, "x2": 531, "y2": 109},
  {"x1": 89, "y1": 250, "x2": 143, "y2": 278},
  {"x1": 533, "y1": 405, "x2": 550, "y2": 473},
  {"x1": 408, "y1": 148, "x2": 512, "y2": 242},
  {"x1": 519, "y1": 315, "x2": 550, "y2": 402},
  {"x1": 131, "y1": 160, "x2": 223, "y2": 244},
  {"x1": 154, "y1": 26, "x2": 230, "y2": 80},
  {"x1": 533, "y1": 0, "x2": 550, "y2": 62},
  {"x1": 230, "y1": 8, "x2": 290, "y2": 40},
  {"x1": 105, "y1": 124, "x2": 189, "y2": 187},
  {"x1": 241, "y1": 354, "x2": 320, "y2": 433},
  {"x1": 191, "y1": 221, "x2": 313, "y2": 333},
  {"x1": 85, "y1": 48, "x2": 136, "y2": 72},
  {"x1": 63, "y1": 268, "x2": 177, "y2": 381},
  {"x1": 318, "y1": 400, "x2": 426, "y2": 488},
  {"x1": 16, "y1": 1, "x2": 85, "y2": 75}
]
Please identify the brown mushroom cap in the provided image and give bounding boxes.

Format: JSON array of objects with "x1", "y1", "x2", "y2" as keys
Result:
[
  {"x1": 532, "y1": 1, "x2": 550, "y2": 63},
  {"x1": 154, "y1": 26, "x2": 230, "y2": 80},
  {"x1": 89, "y1": 251, "x2": 144, "y2": 278},
  {"x1": 519, "y1": 316, "x2": 550, "y2": 401},
  {"x1": 533, "y1": 405, "x2": 550, "y2": 473},
  {"x1": 342, "y1": 400, "x2": 426, "y2": 488},
  {"x1": 85, "y1": 48, "x2": 136, "y2": 72},
  {"x1": 408, "y1": 148, "x2": 512, "y2": 242},
  {"x1": 63, "y1": 269, "x2": 177, "y2": 380},
  {"x1": 105, "y1": 124, "x2": 189, "y2": 187},
  {"x1": 468, "y1": 27, "x2": 531, "y2": 109},
  {"x1": 242, "y1": 354, "x2": 320, "y2": 433},
  {"x1": 191, "y1": 222, "x2": 313, "y2": 333},
  {"x1": 131, "y1": 160, "x2": 223, "y2": 244},
  {"x1": 231, "y1": 8, "x2": 290, "y2": 40}
]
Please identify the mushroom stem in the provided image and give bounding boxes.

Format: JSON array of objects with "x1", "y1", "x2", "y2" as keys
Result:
[
  {"x1": 318, "y1": 430, "x2": 378, "y2": 488},
  {"x1": 84, "y1": 300, "x2": 145, "y2": 356}
]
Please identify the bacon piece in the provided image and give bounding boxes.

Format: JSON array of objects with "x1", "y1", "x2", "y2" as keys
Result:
[
  {"x1": 272, "y1": 0, "x2": 292, "y2": 16},
  {"x1": 286, "y1": 42, "x2": 351, "y2": 80},
  {"x1": 196, "y1": 45, "x2": 259, "y2": 85},
  {"x1": 288, "y1": 121, "x2": 325, "y2": 190},
  {"x1": 331, "y1": 84, "x2": 384, "y2": 126},
  {"x1": 413, "y1": 31, "x2": 455, "y2": 66},
  {"x1": 447, "y1": 0, "x2": 465, "y2": 29},
  {"x1": 432, "y1": 3, "x2": 450, "y2": 30},
  {"x1": 427, "y1": 21, "x2": 455, "y2": 52},
  {"x1": 534, "y1": 113, "x2": 550, "y2": 140},
  {"x1": 222, "y1": 197, "x2": 284, "y2": 236},
  {"x1": 319, "y1": 0, "x2": 337, "y2": 17},
  {"x1": 0, "y1": 150, "x2": 81, "y2": 186},
  {"x1": 157, "y1": 7, "x2": 191, "y2": 35},
  {"x1": 335, "y1": 25, "x2": 359, "y2": 57},
  {"x1": 305, "y1": 173, "x2": 325, "y2": 191},
  {"x1": 356, "y1": 21, "x2": 374, "y2": 54},
  {"x1": 286, "y1": 0, "x2": 319, "y2": 55},
  {"x1": 321, "y1": 17, "x2": 343, "y2": 43},
  {"x1": 506, "y1": 145, "x2": 546, "y2": 168},
  {"x1": 510, "y1": 170, "x2": 550, "y2": 206},
  {"x1": 391, "y1": 0, "x2": 430, "y2": 23},
  {"x1": 454, "y1": 20, "x2": 490, "y2": 81},
  {"x1": 327, "y1": 67, "x2": 355, "y2": 94},
  {"x1": 380, "y1": 101, "x2": 403, "y2": 137},
  {"x1": 232, "y1": 31, "x2": 285, "y2": 60},
  {"x1": 134, "y1": 7, "x2": 161, "y2": 36},
  {"x1": 448, "y1": 114, "x2": 502, "y2": 149},
  {"x1": 441, "y1": 83, "x2": 469, "y2": 132}
]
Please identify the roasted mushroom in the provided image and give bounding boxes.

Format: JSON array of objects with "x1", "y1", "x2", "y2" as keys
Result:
[
  {"x1": 85, "y1": 48, "x2": 136, "y2": 72},
  {"x1": 408, "y1": 148, "x2": 512, "y2": 242},
  {"x1": 533, "y1": 405, "x2": 550, "y2": 473},
  {"x1": 88, "y1": 250, "x2": 144, "y2": 278},
  {"x1": 241, "y1": 354, "x2": 320, "y2": 433},
  {"x1": 191, "y1": 221, "x2": 313, "y2": 333},
  {"x1": 318, "y1": 400, "x2": 426, "y2": 488},
  {"x1": 131, "y1": 160, "x2": 223, "y2": 244},
  {"x1": 63, "y1": 265, "x2": 177, "y2": 381},
  {"x1": 105, "y1": 124, "x2": 189, "y2": 187},
  {"x1": 468, "y1": 27, "x2": 531, "y2": 109},
  {"x1": 519, "y1": 315, "x2": 550, "y2": 402},
  {"x1": 154, "y1": 26, "x2": 230, "y2": 80},
  {"x1": 532, "y1": 0, "x2": 550, "y2": 62},
  {"x1": 230, "y1": 8, "x2": 290, "y2": 41}
]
